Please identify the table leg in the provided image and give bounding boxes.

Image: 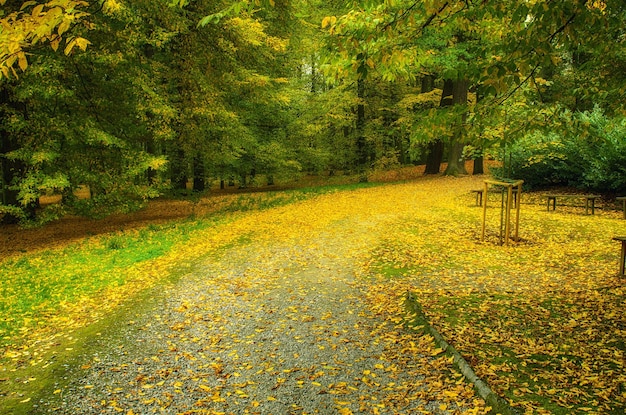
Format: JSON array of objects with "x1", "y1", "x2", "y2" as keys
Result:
[{"x1": 619, "y1": 241, "x2": 626, "y2": 277}]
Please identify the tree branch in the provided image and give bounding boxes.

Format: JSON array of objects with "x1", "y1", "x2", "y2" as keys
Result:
[
  {"x1": 421, "y1": 2, "x2": 450, "y2": 31},
  {"x1": 495, "y1": 62, "x2": 541, "y2": 106},
  {"x1": 547, "y1": 13, "x2": 577, "y2": 44}
]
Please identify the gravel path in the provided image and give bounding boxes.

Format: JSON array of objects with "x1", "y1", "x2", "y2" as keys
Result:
[{"x1": 37, "y1": 204, "x2": 485, "y2": 414}]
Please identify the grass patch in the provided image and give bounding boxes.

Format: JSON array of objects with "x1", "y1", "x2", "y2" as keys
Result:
[
  {"x1": 405, "y1": 289, "x2": 626, "y2": 414},
  {"x1": 0, "y1": 218, "x2": 217, "y2": 343}
]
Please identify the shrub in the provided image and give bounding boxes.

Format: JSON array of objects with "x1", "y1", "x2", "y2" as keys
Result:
[{"x1": 494, "y1": 109, "x2": 626, "y2": 193}]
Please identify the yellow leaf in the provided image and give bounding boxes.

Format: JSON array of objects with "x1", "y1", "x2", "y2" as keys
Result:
[
  {"x1": 430, "y1": 347, "x2": 444, "y2": 356},
  {"x1": 32, "y1": 4, "x2": 44, "y2": 16},
  {"x1": 64, "y1": 38, "x2": 76, "y2": 55},
  {"x1": 17, "y1": 53, "x2": 27, "y2": 71},
  {"x1": 57, "y1": 19, "x2": 70, "y2": 36},
  {"x1": 75, "y1": 37, "x2": 91, "y2": 52}
]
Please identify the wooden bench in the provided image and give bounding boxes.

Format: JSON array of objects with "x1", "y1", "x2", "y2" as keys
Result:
[
  {"x1": 616, "y1": 196, "x2": 626, "y2": 219},
  {"x1": 613, "y1": 236, "x2": 626, "y2": 277},
  {"x1": 545, "y1": 194, "x2": 600, "y2": 215},
  {"x1": 471, "y1": 188, "x2": 519, "y2": 207}
]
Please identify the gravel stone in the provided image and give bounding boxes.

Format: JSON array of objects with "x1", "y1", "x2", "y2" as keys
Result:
[{"x1": 38, "y1": 215, "x2": 480, "y2": 414}]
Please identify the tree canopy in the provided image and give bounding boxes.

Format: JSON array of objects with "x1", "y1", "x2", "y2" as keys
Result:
[{"x1": 1, "y1": 0, "x2": 625, "y2": 222}]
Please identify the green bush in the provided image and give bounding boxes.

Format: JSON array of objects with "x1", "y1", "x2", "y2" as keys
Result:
[{"x1": 495, "y1": 109, "x2": 626, "y2": 194}]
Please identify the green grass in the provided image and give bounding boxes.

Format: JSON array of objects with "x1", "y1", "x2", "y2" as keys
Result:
[{"x1": 0, "y1": 218, "x2": 215, "y2": 342}]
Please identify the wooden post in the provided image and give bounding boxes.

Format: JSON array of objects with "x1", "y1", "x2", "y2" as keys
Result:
[
  {"x1": 481, "y1": 181, "x2": 488, "y2": 241},
  {"x1": 505, "y1": 186, "x2": 513, "y2": 246},
  {"x1": 613, "y1": 237, "x2": 626, "y2": 277},
  {"x1": 482, "y1": 179, "x2": 523, "y2": 245},
  {"x1": 515, "y1": 182, "x2": 522, "y2": 241}
]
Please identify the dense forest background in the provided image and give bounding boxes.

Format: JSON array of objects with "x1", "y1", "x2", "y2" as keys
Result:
[{"x1": 1, "y1": 0, "x2": 625, "y2": 223}]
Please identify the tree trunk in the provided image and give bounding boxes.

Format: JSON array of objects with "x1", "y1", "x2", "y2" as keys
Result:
[
  {"x1": 444, "y1": 79, "x2": 469, "y2": 176},
  {"x1": 192, "y1": 155, "x2": 205, "y2": 192},
  {"x1": 356, "y1": 77, "x2": 367, "y2": 181},
  {"x1": 424, "y1": 141, "x2": 444, "y2": 174},
  {"x1": 170, "y1": 147, "x2": 188, "y2": 191},
  {"x1": 425, "y1": 77, "x2": 452, "y2": 175},
  {"x1": 473, "y1": 156, "x2": 484, "y2": 175}
]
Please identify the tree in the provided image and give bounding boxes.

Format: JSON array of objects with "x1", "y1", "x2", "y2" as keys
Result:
[
  {"x1": 322, "y1": 0, "x2": 626, "y2": 175},
  {"x1": 1, "y1": 1, "x2": 173, "y2": 221}
]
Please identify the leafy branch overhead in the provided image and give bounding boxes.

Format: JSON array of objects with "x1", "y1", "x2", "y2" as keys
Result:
[{"x1": 0, "y1": 0, "x2": 96, "y2": 77}]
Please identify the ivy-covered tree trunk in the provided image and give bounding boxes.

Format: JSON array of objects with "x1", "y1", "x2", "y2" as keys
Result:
[
  {"x1": 424, "y1": 76, "x2": 448, "y2": 175},
  {"x1": 356, "y1": 77, "x2": 368, "y2": 181},
  {"x1": 444, "y1": 79, "x2": 469, "y2": 176}
]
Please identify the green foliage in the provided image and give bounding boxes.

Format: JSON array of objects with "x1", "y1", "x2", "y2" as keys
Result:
[{"x1": 496, "y1": 108, "x2": 626, "y2": 193}]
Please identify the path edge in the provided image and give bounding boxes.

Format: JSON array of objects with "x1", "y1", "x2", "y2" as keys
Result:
[{"x1": 404, "y1": 291, "x2": 519, "y2": 415}]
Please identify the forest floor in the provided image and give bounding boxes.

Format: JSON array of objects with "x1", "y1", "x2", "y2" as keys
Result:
[{"x1": 1, "y1": 170, "x2": 625, "y2": 414}]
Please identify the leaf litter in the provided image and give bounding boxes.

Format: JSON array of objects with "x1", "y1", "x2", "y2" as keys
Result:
[
  {"x1": 32, "y1": 177, "x2": 490, "y2": 414},
  {"x1": 3, "y1": 174, "x2": 625, "y2": 414}
]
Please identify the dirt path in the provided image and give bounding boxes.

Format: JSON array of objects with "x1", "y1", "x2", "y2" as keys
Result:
[{"x1": 37, "y1": 186, "x2": 487, "y2": 414}]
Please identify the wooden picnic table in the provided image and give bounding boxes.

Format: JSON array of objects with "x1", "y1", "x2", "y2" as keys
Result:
[
  {"x1": 545, "y1": 194, "x2": 600, "y2": 215},
  {"x1": 471, "y1": 188, "x2": 519, "y2": 207}
]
